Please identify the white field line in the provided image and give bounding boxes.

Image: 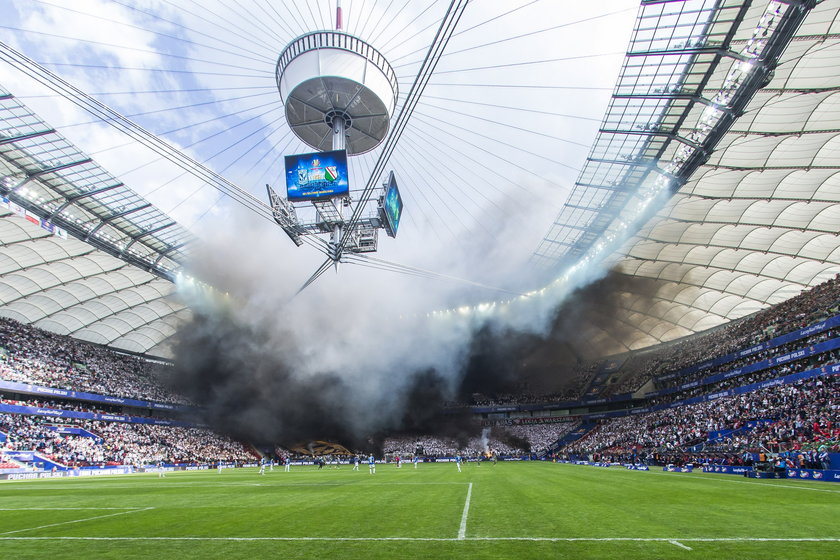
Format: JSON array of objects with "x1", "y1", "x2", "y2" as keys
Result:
[
  {"x1": 458, "y1": 482, "x2": 473, "y2": 540},
  {"x1": 0, "y1": 536, "x2": 836, "y2": 543},
  {"x1": 0, "y1": 507, "x2": 140, "y2": 511},
  {"x1": 0, "y1": 507, "x2": 154, "y2": 535},
  {"x1": 1, "y1": 481, "x2": 470, "y2": 490},
  {"x1": 646, "y1": 470, "x2": 840, "y2": 494},
  {"x1": 669, "y1": 540, "x2": 692, "y2": 550}
]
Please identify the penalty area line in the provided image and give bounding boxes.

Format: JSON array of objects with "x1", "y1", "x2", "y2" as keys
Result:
[{"x1": 458, "y1": 482, "x2": 473, "y2": 540}]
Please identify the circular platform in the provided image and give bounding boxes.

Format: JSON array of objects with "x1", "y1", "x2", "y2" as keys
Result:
[{"x1": 276, "y1": 31, "x2": 398, "y2": 155}]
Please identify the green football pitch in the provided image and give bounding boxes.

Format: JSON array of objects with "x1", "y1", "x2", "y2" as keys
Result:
[{"x1": 1, "y1": 462, "x2": 837, "y2": 559}]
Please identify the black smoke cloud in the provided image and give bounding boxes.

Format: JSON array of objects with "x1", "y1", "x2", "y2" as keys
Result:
[{"x1": 164, "y1": 267, "x2": 659, "y2": 451}]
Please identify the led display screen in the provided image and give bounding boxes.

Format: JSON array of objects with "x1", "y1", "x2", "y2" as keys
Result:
[
  {"x1": 380, "y1": 170, "x2": 403, "y2": 238},
  {"x1": 285, "y1": 149, "x2": 349, "y2": 201}
]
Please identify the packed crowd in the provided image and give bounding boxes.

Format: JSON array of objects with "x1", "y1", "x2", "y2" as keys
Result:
[
  {"x1": 565, "y1": 373, "x2": 839, "y2": 462},
  {"x1": 0, "y1": 317, "x2": 187, "y2": 404},
  {"x1": 651, "y1": 327, "x2": 838, "y2": 393},
  {"x1": 381, "y1": 421, "x2": 579, "y2": 457},
  {"x1": 602, "y1": 274, "x2": 840, "y2": 396},
  {"x1": 0, "y1": 412, "x2": 255, "y2": 466}
]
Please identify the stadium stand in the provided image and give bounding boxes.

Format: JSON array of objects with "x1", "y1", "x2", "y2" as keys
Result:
[
  {"x1": 564, "y1": 373, "x2": 838, "y2": 464},
  {"x1": 0, "y1": 412, "x2": 256, "y2": 467},
  {"x1": 0, "y1": 317, "x2": 186, "y2": 405}
]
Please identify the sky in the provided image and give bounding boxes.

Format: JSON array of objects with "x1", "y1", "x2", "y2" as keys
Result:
[{"x1": 0, "y1": 0, "x2": 640, "y2": 304}]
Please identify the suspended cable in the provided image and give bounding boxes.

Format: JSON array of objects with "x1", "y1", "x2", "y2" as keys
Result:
[
  {"x1": 392, "y1": 6, "x2": 636, "y2": 65},
  {"x1": 0, "y1": 41, "x2": 278, "y2": 224},
  {"x1": 387, "y1": 0, "x2": 541, "y2": 64},
  {"x1": 16, "y1": 85, "x2": 277, "y2": 99},
  {"x1": 338, "y1": 0, "x2": 470, "y2": 256},
  {"x1": 344, "y1": 253, "x2": 526, "y2": 297},
  {"x1": 413, "y1": 105, "x2": 592, "y2": 151},
  {"x1": 395, "y1": 51, "x2": 624, "y2": 74},
  {"x1": 420, "y1": 94, "x2": 602, "y2": 122},
  {"x1": 0, "y1": 25, "x2": 274, "y2": 75},
  {"x1": 34, "y1": 61, "x2": 273, "y2": 80},
  {"x1": 119, "y1": 0, "x2": 279, "y2": 58},
  {"x1": 32, "y1": 0, "x2": 277, "y2": 66}
]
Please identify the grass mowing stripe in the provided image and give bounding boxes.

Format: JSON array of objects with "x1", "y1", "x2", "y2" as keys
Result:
[
  {"x1": 0, "y1": 507, "x2": 154, "y2": 535},
  {"x1": 458, "y1": 482, "x2": 473, "y2": 539}
]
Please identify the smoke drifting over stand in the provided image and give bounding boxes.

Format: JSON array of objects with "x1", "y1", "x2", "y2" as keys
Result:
[{"x1": 166, "y1": 260, "x2": 659, "y2": 452}]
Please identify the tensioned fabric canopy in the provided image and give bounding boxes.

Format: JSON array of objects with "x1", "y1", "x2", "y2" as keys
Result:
[{"x1": 538, "y1": 0, "x2": 840, "y2": 355}]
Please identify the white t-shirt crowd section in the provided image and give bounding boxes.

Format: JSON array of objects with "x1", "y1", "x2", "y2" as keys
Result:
[
  {"x1": 0, "y1": 317, "x2": 187, "y2": 405},
  {"x1": 0, "y1": 412, "x2": 255, "y2": 466}
]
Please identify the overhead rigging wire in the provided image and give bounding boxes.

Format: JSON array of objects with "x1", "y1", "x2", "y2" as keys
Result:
[
  {"x1": 342, "y1": 253, "x2": 526, "y2": 297},
  {"x1": 32, "y1": 0, "x2": 277, "y2": 65},
  {"x1": 338, "y1": 0, "x2": 470, "y2": 255},
  {"x1": 0, "y1": 41, "x2": 337, "y2": 259},
  {"x1": 294, "y1": 0, "x2": 470, "y2": 296},
  {"x1": 0, "y1": 41, "x2": 273, "y2": 220},
  {"x1": 0, "y1": 25, "x2": 275, "y2": 75}
]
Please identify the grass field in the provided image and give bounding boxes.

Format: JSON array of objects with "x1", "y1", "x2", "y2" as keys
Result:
[{"x1": 1, "y1": 461, "x2": 837, "y2": 559}]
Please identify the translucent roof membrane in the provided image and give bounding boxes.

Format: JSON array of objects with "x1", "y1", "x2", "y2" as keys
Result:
[
  {"x1": 0, "y1": 87, "x2": 194, "y2": 279},
  {"x1": 0, "y1": 86, "x2": 195, "y2": 356},
  {"x1": 537, "y1": 0, "x2": 840, "y2": 354}
]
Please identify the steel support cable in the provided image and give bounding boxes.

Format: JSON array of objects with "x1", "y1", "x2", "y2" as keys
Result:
[
  {"x1": 413, "y1": 105, "x2": 591, "y2": 151},
  {"x1": 403, "y1": 124, "x2": 533, "y2": 195},
  {"x1": 0, "y1": 25, "x2": 274, "y2": 76},
  {"x1": 33, "y1": 61, "x2": 274, "y2": 79},
  {"x1": 397, "y1": 133, "x2": 511, "y2": 216},
  {"x1": 367, "y1": 0, "x2": 410, "y2": 45},
  {"x1": 0, "y1": 41, "x2": 278, "y2": 224},
  {"x1": 409, "y1": 113, "x2": 574, "y2": 190},
  {"x1": 377, "y1": 0, "x2": 446, "y2": 53},
  {"x1": 390, "y1": 4, "x2": 634, "y2": 65},
  {"x1": 250, "y1": 0, "x2": 298, "y2": 42},
  {"x1": 386, "y1": 150, "x2": 461, "y2": 240},
  {"x1": 337, "y1": 0, "x2": 470, "y2": 258},
  {"x1": 258, "y1": 0, "x2": 302, "y2": 38},
  {"x1": 392, "y1": 0, "x2": 636, "y2": 66},
  {"x1": 425, "y1": 82, "x2": 612, "y2": 90},
  {"x1": 301, "y1": 0, "x2": 327, "y2": 31},
  {"x1": 17, "y1": 85, "x2": 277, "y2": 100},
  {"x1": 357, "y1": 0, "x2": 382, "y2": 38},
  {"x1": 163, "y1": 113, "x2": 287, "y2": 215},
  {"x1": 390, "y1": 138, "x2": 482, "y2": 236},
  {"x1": 31, "y1": 0, "x2": 277, "y2": 66},
  {"x1": 64, "y1": 93, "x2": 278, "y2": 134},
  {"x1": 296, "y1": 257, "x2": 336, "y2": 296},
  {"x1": 420, "y1": 94, "x2": 602, "y2": 122},
  {"x1": 344, "y1": 253, "x2": 527, "y2": 297},
  {"x1": 100, "y1": 104, "x2": 281, "y2": 186},
  {"x1": 293, "y1": 0, "x2": 469, "y2": 297},
  {"x1": 171, "y1": 0, "x2": 285, "y2": 54},
  {"x1": 393, "y1": 50, "x2": 624, "y2": 74},
  {"x1": 118, "y1": 0, "x2": 279, "y2": 58},
  {"x1": 232, "y1": 0, "x2": 288, "y2": 46}
]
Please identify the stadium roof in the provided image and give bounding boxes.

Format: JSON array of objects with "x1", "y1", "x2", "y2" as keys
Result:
[
  {"x1": 0, "y1": 0, "x2": 838, "y2": 359},
  {"x1": 0, "y1": 86, "x2": 190, "y2": 356},
  {"x1": 533, "y1": 0, "x2": 840, "y2": 354}
]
